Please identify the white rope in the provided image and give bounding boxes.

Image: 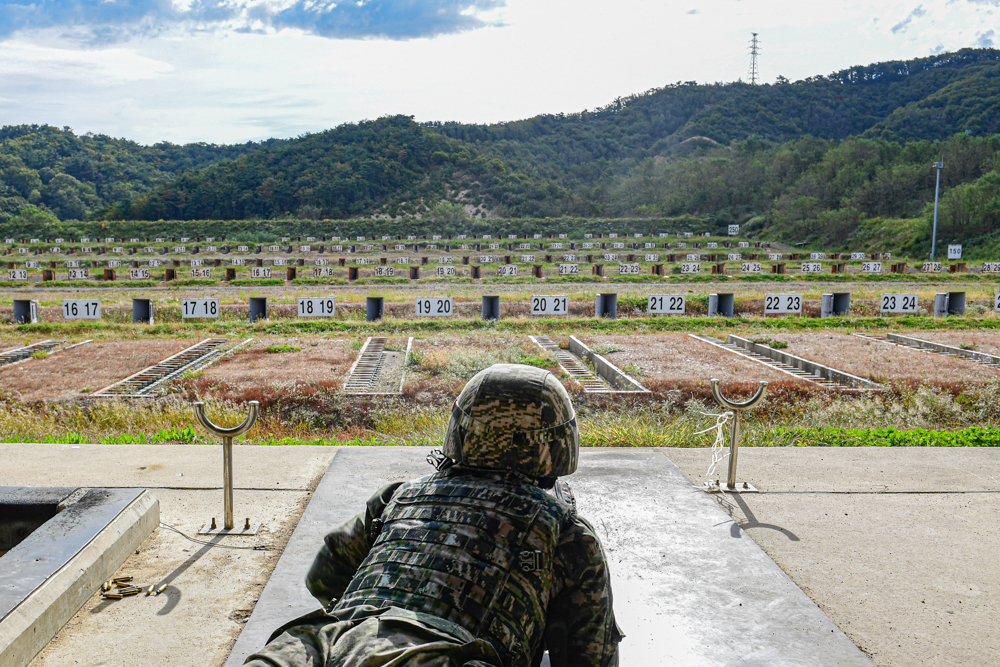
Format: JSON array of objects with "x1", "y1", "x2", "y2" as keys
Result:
[{"x1": 697, "y1": 411, "x2": 733, "y2": 477}]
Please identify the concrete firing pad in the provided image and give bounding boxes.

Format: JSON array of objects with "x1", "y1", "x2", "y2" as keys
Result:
[{"x1": 227, "y1": 447, "x2": 871, "y2": 667}]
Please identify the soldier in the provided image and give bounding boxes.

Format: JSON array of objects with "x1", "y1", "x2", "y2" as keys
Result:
[{"x1": 245, "y1": 363, "x2": 622, "y2": 667}]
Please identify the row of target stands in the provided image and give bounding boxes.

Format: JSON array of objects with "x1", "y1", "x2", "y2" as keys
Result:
[{"x1": 7, "y1": 290, "x2": 975, "y2": 325}]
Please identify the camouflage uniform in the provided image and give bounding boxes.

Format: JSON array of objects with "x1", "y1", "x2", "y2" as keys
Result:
[{"x1": 245, "y1": 364, "x2": 622, "y2": 667}]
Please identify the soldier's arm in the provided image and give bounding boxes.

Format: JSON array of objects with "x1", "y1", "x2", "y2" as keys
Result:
[
  {"x1": 547, "y1": 514, "x2": 622, "y2": 667},
  {"x1": 304, "y1": 481, "x2": 403, "y2": 607}
]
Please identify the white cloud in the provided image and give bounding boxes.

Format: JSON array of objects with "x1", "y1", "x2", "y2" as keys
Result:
[{"x1": 0, "y1": 0, "x2": 996, "y2": 144}]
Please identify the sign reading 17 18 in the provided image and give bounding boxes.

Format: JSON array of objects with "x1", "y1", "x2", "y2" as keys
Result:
[
  {"x1": 182, "y1": 298, "x2": 219, "y2": 319},
  {"x1": 531, "y1": 295, "x2": 569, "y2": 316}
]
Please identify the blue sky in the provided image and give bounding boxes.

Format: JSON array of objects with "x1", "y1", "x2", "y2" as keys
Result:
[{"x1": 0, "y1": 0, "x2": 996, "y2": 144}]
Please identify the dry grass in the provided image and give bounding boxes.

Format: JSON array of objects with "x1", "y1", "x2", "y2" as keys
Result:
[
  {"x1": 767, "y1": 332, "x2": 1000, "y2": 384},
  {"x1": 186, "y1": 337, "x2": 353, "y2": 391},
  {"x1": 580, "y1": 334, "x2": 809, "y2": 385},
  {"x1": 0, "y1": 339, "x2": 191, "y2": 400}
]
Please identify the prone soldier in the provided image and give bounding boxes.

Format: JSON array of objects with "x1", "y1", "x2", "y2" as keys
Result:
[{"x1": 245, "y1": 363, "x2": 623, "y2": 667}]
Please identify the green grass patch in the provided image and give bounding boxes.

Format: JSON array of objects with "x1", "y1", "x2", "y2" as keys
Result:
[
  {"x1": 775, "y1": 426, "x2": 1000, "y2": 447},
  {"x1": 265, "y1": 344, "x2": 301, "y2": 353}
]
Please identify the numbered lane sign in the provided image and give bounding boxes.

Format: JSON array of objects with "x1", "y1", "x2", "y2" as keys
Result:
[
  {"x1": 862, "y1": 262, "x2": 882, "y2": 273},
  {"x1": 231, "y1": 258, "x2": 246, "y2": 266},
  {"x1": 298, "y1": 297, "x2": 335, "y2": 317},
  {"x1": 559, "y1": 264, "x2": 580, "y2": 275},
  {"x1": 416, "y1": 297, "x2": 454, "y2": 317},
  {"x1": 810, "y1": 253, "x2": 826, "y2": 260},
  {"x1": 437, "y1": 256, "x2": 454, "y2": 264},
  {"x1": 742, "y1": 262, "x2": 762, "y2": 273},
  {"x1": 948, "y1": 245, "x2": 962, "y2": 259},
  {"x1": 496, "y1": 265, "x2": 518, "y2": 277},
  {"x1": 921, "y1": 262, "x2": 942, "y2": 273},
  {"x1": 272, "y1": 258, "x2": 286, "y2": 266},
  {"x1": 618, "y1": 263, "x2": 641, "y2": 275},
  {"x1": 983, "y1": 263, "x2": 1000, "y2": 273},
  {"x1": 995, "y1": 294, "x2": 1000, "y2": 312},
  {"x1": 107, "y1": 260, "x2": 122, "y2": 268},
  {"x1": 63, "y1": 299, "x2": 101, "y2": 320},
  {"x1": 182, "y1": 298, "x2": 220, "y2": 319},
  {"x1": 67, "y1": 269, "x2": 88, "y2": 280},
  {"x1": 647, "y1": 295, "x2": 686, "y2": 315},
  {"x1": 707, "y1": 243, "x2": 718, "y2": 249},
  {"x1": 531, "y1": 295, "x2": 569, "y2": 316},
  {"x1": 25, "y1": 261, "x2": 39, "y2": 269},
  {"x1": 436, "y1": 266, "x2": 457, "y2": 277},
  {"x1": 764, "y1": 294, "x2": 803, "y2": 314},
  {"x1": 685, "y1": 254, "x2": 700, "y2": 261},
  {"x1": 129, "y1": 268, "x2": 150, "y2": 280},
  {"x1": 314, "y1": 267, "x2": 335, "y2": 277},
  {"x1": 728, "y1": 224, "x2": 739, "y2": 236},
  {"x1": 251, "y1": 267, "x2": 271, "y2": 279},
  {"x1": 728, "y1": 253, "x2": 742, "y2": 261},
  {"x1": 681, "y1": 263, "x2": 701, "y2": 274},
  {"x1": 191, "y1": 268, "x2": 212, "y2": 278},
  {"x1": 521, "y1": 255, "x2": 536, "y2": 262},
  {"x1": 850, "y1": 253, "x2": 866, "y2": 260},
  {"x1": 880, "y1": 294, "x2": 919, "y2": 314},
  {"x1": 8, "y1": 269, "x2": 27, "y2": 280},
  {"x1": 374, "y1": 266, "x2": 394, "y2": 277},
  {"x1": 738, "y1": 242, "x2": 749, "y2": 248},
  {"x1": 801, "y1": 262, "x2": 823, "y2": 273},
  {"x1": 603, "y1": 254, "x2": 619, "y2": 262},
  {"x1": 768, "y1": 253, "x2": 782, "y2": 261}
]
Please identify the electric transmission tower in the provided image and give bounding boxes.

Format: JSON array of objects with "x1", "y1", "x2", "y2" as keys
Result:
[{"x1": 748, "y1": 33, "x2": 760, "y2": 85}]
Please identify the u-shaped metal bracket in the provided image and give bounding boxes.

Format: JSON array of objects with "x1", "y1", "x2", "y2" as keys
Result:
[
  {"x1": 193, "y1": 401, "x2": 259, "y2": 531},
  {"x1": 709, "y1": 379, "x2": 767, "y2": 492},
  {"x1": 193, "y1": 401, "x2": 259, "y2": 438}
]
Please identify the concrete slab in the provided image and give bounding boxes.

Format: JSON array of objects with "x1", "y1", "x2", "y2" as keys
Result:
[
  {"x1": 2, "y1": 488, "x2": 158, "y2": 667},
  {"x1": 0, "y1": 444, "x2": 337, "y2": 491},
  {"x1": 664, "y1": 446, "x2": 1000, "y2": 492},
  {"x1": 28, "y1": 488, "x2": 309, "y2": 667},
  {"x1": 665, "y1": 447, "x2": 1000, "y2": 667},
  {"x1": 227, "y1": 448, "x2": 871, "y2": 667}
]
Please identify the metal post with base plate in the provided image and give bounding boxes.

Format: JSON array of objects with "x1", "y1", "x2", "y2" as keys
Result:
[
  {"x1": 194, "y1": 400, "x2": 261, "y2": 535},
  {"x1": 704, "y1": 379, "x2": 767, "y2": 494}
]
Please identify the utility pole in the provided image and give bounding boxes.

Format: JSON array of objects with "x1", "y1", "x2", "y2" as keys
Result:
[
  {"x1": 931, "y1": 161, "x2": 944, "y2": 260},
  {"x1": 748, "y1": 33, "x2": 760, "y2": 85}
]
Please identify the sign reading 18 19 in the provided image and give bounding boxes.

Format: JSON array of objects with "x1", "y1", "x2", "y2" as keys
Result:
[
  {"x1": 182, "y1": 298, "x2": 220, "y2": 319},
  {"x1": 62, "y1": 299, "x2": 101, "y2": 320},
  {"x1": 415, "y1": 297, "x2": 453, "y2": 317},
  {"x1": 531, "y1": 295, "x2": 569, "y2": 316},
  {"x1": 297, "y1": 297, "x2": 335, "y2": 317}
]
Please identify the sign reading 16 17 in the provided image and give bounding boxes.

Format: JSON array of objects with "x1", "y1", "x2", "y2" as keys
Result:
[
  {"x1": 416, "y1": 297, "x2": 453, "y2": 317},
  {"x1": 298, "y1": 297, "x2": 335, "y2": 317},
  {"x1": 764, "y1": 294, "x2": 803, "y2": 314},
  {"x1": 63, "y1": 299, "x2": 101, "y2": 320},
  {"x1": 531, "y1": 295, "x2": 569, "y2": 316},
  {"x1": 182, "y1": 298, "x2": 219, "y2": 319}
]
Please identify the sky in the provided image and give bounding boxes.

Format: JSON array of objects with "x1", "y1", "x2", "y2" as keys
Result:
[{"x1": 0, "y1": 0, "x2": 996, "y2": 145}]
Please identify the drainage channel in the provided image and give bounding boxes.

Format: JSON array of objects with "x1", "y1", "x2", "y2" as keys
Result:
[
  {"x1": 691, "y1": 334, "x2": 882, "y2": 392},
  {"x1": 0, "y1": 340, "x2": 67, "y2": 367},
  {"x1": 856, "y1": 332, "x2": 1000, "y2": 368},
  {"x1": 343, "y1": 336, "x2": 412, "y2": 395},
  {"x1": 90, "y1": 338, "x2": 238, "y2": 397},
  {"x1": 530, "y1": 335, "x2": 613, "y2": 393}
]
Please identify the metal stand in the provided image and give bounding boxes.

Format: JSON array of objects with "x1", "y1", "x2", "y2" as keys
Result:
[
  {"x1": 194, "y1": 400, "x2": 261, "y2": 534},
  {"x1": 704, "y1": 379, "x2": 767, "y2": 494}
]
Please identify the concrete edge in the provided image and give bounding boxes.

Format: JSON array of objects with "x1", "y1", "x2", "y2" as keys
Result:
[{"x1": 0, "y1": 490, "x2": 159, "y2": 667}]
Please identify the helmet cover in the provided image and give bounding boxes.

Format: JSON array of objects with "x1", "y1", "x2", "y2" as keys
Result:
[{"x1": 443, "y1": 363, "x2": 579, "y2": 477}]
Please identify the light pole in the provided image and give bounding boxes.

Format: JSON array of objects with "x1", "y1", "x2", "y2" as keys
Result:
[{"x1": 931, "y1": 161, "x2": 944, "y2": 260}]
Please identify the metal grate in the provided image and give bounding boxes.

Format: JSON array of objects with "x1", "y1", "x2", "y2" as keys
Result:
[
  {"x1": 691, "y1": 334, "x2": 843, "y2": 389},
  {"x1": 530, "y1": 335, "x2": 613, "y2": 393},
  {"x1": 90, "y1": 338, "x2": 230, "y2": 397},
  {"x1": 855, "y1": 332, "x2": 1000, "y2": 368},
  {"x1": 0, "y1": 340, "x2": 67, "y2": 367},
  {"x1": 343, "y1": 337, "x2": 411, "y2": 395}
]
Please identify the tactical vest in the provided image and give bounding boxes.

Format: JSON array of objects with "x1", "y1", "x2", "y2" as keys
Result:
[{"x1": 333, "y1": 469, "x2": 567, "y2": 667}]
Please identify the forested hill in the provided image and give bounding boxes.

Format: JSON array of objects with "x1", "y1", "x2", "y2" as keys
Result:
[
  {"x1": 4, "y1": 47, "x2": 1000, "y2": 253},
  {"x1": 0, "y1": 126, "x2": 282, "y2": 221}
]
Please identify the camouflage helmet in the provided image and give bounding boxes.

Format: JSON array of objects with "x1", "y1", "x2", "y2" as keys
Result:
[{"x1": 443, "y1": 363, "x2": 579, "y2": 478}]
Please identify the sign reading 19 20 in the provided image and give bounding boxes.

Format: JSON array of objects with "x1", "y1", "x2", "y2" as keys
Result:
[{"x1": 415, "y1": 297, "x2": 454, "y2": 317}]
